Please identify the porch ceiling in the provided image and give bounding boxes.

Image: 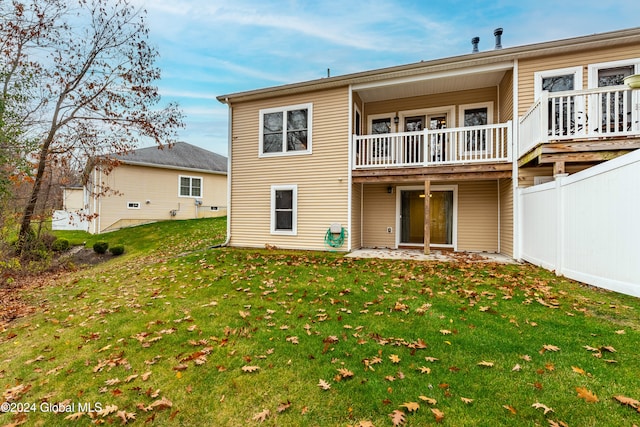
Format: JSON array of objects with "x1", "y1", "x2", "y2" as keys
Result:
[{"x1": 354, "y1": 68, "x2": 508, "y2": 103}]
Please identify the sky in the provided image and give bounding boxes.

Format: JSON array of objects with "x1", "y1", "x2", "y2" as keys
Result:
[{"x1": 129, "y1": 0, "x2": 640, "y2": 156}]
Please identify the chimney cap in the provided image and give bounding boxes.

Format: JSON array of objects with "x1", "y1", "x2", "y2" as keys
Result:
[
  {"x1": 471, "y1": 36, "x2": 480, "y2": 53},
  {"x1": 494, "y1": 27, "x2": 503, "y2": 36}
]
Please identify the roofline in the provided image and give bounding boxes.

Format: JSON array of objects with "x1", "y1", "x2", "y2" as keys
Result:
[
  {"x1": 102, "y1": 159, "x2": 227, "y2": 176},
  {"x1": 217, "y1": 26, "x2": 640, "y2": 104}
]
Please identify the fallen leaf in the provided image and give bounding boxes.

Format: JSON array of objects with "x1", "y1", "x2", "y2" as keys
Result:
[
  {"x1": 389, "y1": 354, "x2": 401, "y2": 364},
  {"x1": 277, "y1": 400, "x2": 292, "y2": 413},
  {"x1": 400, "y1": 402, "x2": 420, "y2": 412},
  {"x1": 252, "y1": 408, "x2": 271, "y2": 422},
  {"x1": 419, "y1": 396, "x2": 437, "y2": 405},
  {"x1": 512, "y1": 364, "x2": 522, "y2": 372},
  {"x1": 337, "y1": 368, "x2": 354, "y2": 379},
  {"x1": 461, "y1": 397, "x2": 474, "y2": 404},
  {"x1": 532, "y1": 402, "x2": 554, "y2": 415},
  {"x1": 613, "y1": 395, "x2": 640, "y2": 410},
  {"x1": 576, "y1": 387, "x2": 599, "y2": 403},
  {"x1": 116, "y1": 410, "x2": 136, "y2": 424},
  {"x1": 389, "y1": 409, "x2": 406, "y2": 426},
  {"x1": 418, "y1": 366, "x2": 431, "y2": 374},
  {"x1": 64, "y1": 412, "x2": 85, "y2": 421},
  {"x1": 318, "y1": 379, "x2": 331, "y2": 390},
  {"x1": 571, "y1": 366, "x2": 586, "y2": 375},
  {"x1": 540, "y1": 344, "x2": 560, "y2": 354},
  {"x1": 241, "y1": 365, "x2": 260, "y2": 373},
  {"x1": 478, "y1": 361, "x2": 494, "y2": 367},
  {"x1": 148, "y1": 396, "x2": 172, "y2": 411},
  {"x1": 431, "y1": 408, "x2": 445, "y2": 422},
  {"x1": 503, "y1": 404, "x2": 517, "y2": 414}
]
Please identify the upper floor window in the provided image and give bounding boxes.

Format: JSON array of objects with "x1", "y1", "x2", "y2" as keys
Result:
[
  {"x1": 179, "y1": 175, "x2": 202, "y2": 197},
  {"x1": 259, "y1": 103, "x2": 312, "y2": 157}
]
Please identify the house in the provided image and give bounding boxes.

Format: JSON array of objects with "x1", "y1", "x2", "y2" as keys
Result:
[
  {"x1": 216, "y1": 27, "x2": 640, "y2": 259},
  {"x1": 82, "y1": 142, "x2": 227, "y2": 234}
]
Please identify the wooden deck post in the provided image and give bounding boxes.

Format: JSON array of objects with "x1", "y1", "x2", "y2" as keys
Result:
[{"x1": 424, "y1": 180, "x2": 431, "y2": 255}]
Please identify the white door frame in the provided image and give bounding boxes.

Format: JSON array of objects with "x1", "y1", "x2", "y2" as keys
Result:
[{"x1": 395, "y1": 184, "x2": 458, "y2": 250}]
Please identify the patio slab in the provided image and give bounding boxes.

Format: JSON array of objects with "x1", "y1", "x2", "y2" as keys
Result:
[{"x1": 345, "y1": 248, "x2": 518, "y2": 264}]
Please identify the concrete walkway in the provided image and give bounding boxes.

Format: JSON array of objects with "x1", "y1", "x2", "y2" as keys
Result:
[{"x1": 345, "y1": 248, "x2": 518, "y2": 264}]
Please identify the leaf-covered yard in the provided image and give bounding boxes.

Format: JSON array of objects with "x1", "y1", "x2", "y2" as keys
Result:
[{"x1": 1, "y1": 218, "x2": 639, "y2": 426}]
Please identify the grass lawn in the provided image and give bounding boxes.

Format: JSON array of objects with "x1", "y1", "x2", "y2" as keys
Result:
[{"x1": 1, "y1": 217, "x2": 639, "y2": 426}]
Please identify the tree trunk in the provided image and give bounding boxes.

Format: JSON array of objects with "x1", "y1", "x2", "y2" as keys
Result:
[{"x1": 16, "y1": 142, "x2": 50, "y2": 255}]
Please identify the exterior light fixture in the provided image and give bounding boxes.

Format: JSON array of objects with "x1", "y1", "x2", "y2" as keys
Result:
[{"x1": 394, "y1": 116, "x2": 399, "y2": 125}]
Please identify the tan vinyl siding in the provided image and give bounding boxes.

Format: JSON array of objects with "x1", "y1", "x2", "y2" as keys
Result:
[
  {"x1": 518, "y1": 44, "x2": 640, "y2": 117},
  {"x1": 362, "y1": 184, "x2": 396, "y2": 248},
  {"x1": 499, "y1": 178, "x2": 513, "y2": 257},
  {"x1": 63, "y1": 188, "x2": 84, "y2": 211},
  {"x1": 230, "y1": 87, "x2": 351, "y2": 251},
  {"x1": 498, "y1": 70, "x2": 514, "y2": 122},
  {"x1": 457, "y1": 180, "x2": 499, "y2": 252},
  {"x1": 351, "y1": 183, "x2": 362, "y2": 250},
  {"x1": 90, "y1": 164, "x2": 227, "y2": 233}
]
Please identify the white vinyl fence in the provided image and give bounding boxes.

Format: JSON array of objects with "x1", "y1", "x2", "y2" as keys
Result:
[
  {"x1": 52, "y1": 210, "x2": 89, "y2": 232},
  {"x1": 518, "y1": 149, "x2": 640, "y2": 297}
]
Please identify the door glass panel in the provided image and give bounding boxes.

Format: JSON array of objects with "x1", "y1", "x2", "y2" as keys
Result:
[
  {"x1": 430, "y1": 192, "x2": 453, "y2": 245},
  {"x1": 542, "y1": 74, "x2": 574, "y2": 92},
  {"x1": 429, "y1": 115, "x2": 447, "y2": 161},
  {"x1": 400, "y1": 190, "x2": 424, "y2": 244},
  {"x1": 598, "y1": 66, "x2": 633, "y2": 132},
  {"x1": 404, "y1": 116, "x2": 424, "y2": 131},
  {"x1": 403, "y1": 116, "x2": 424, "y2": 164},
  {"x1": 371, "y1": 118, "x2": 391, "y2": 159},
  {"x1": 464, "y1": 108, "x2": 488, "y2": 151},
  {"x1": 542, "y1": 74, "x2": 575, "y2": 136},
  {"x1": 598, "y1": 66, "x2": 633, "y2": 87},
  {"x1": 371, "y1": 118, "x2": 391, "y2": 134}
]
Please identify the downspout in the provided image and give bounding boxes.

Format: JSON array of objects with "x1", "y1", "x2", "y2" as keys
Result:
[
  {"x1": 512, "y1": 59, "x2": 520, "y2": 260},
  {"x1": 211, "y1": 97, "x2": 232, "y2": 248},
  {"x1": 347, "y1": 86, "x2": 353, "y2": 251}
]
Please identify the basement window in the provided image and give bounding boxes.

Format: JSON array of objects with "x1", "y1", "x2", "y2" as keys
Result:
[{"x1": 127, "y1": 202, "x2": 141, "y2": 209}]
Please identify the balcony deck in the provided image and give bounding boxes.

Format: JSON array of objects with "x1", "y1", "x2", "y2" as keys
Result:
[
  {"x1": 352, "y1": 122, "x2": 512, "y2": 182},
  {"x1": 519, "y1": 86, "x2": 640, "y2": 167}
]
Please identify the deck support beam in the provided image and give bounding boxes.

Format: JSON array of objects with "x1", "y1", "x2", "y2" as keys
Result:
[{"x1": 424, "y1": 180, "x2": 431, "y2": 255}]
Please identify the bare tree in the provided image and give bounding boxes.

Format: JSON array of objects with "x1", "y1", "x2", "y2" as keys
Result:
[{"x1": 0, "y1": 0, "x2": 184, "y2": 254}]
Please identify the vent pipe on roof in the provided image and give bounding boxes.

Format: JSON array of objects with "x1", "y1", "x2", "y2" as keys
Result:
[
  {"x1": 494, "y1": 28, "x2": 503, "y2": 49},
  {"x1": 471, "y1": 36, "x2": 480, "y2": 53}
]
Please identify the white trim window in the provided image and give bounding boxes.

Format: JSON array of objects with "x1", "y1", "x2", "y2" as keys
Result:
[
  {"x1": 179, "y1": 175, "x2": 202, "y2": 197},
  {"x1": 534, "y1": 67, "x2": 584, "y2": 136},
  {"x1": 127, "y1": 202, "x2": 140, "y2": 209},
  {"x1": 588, "y1": 59, "x2": 640, "y2": 133},
  {"x1": 458, "y1": 102, "x2": 494, "y2": 153},
  {"x1": 260, "y1": 103, "x2": 312, "y2": 156},
  {"x1": 271, "y1": 185, "x2": 297, "y2": 235}
]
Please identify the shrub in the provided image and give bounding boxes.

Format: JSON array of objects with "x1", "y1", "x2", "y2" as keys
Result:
[
  {"x1": 51, "y1": 238, "x2": 70, "y2": 252},
  {"x1": 93, "y1": 241, "x2": 109, "y2": 254},
  {"x1": 109, "y1": 245, "x2": 125, "y2": 256}
]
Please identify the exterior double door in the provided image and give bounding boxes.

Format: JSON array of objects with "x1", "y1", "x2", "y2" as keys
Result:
[{"x1": 399, "y1": 189, "x2": 454, "y2": 247}]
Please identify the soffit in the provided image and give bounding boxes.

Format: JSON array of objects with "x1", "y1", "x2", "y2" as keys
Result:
[{"x1": 355, "y1": 70, "x2": 507, "y2": 102}]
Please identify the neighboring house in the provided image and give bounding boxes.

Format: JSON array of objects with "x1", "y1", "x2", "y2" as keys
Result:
[
  {"x1": 83, "y1": 142, "x2": 227, "y2": 234},
  {"x1": 217, "y1": 27, "x2": 640, "y2": 258}
]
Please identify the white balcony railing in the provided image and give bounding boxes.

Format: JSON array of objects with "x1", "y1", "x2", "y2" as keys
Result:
[
  {"x1": 519, "y1": 86, "x2": 640, "y2": 158},
  {"x1": 353, "y1": 122, "x2": 512, "y2": 169}
]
